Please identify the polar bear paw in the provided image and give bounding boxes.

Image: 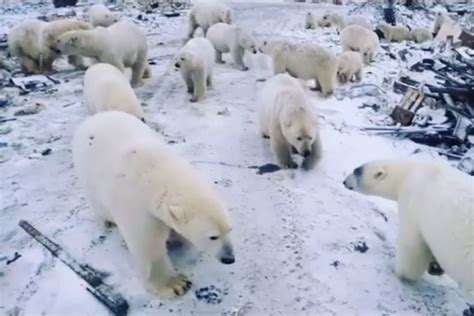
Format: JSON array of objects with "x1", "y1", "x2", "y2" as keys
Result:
[{"x1": 148, "y1": 274, "x2": 193, "y2": 298}]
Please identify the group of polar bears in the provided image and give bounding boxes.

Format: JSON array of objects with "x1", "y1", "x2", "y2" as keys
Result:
[{"x1": 7, "y1": 1, "x2": 473, "y2": 302}]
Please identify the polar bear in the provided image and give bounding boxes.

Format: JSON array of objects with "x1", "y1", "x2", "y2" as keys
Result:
[
  {"x1": 337, "y1": 51, "x2": 363, "y2": 84},
  {"x1": 174, "y1": 37, "x2": 215, "y2": 103},
  {"x1": 433, "y1": 11, "x2": 454, "y2": 36},
  {"x1": 271, "y1": 41, "x2": 337, "y2": 97},
  {"x1": 376, "y1": 22, "x2": 410, "y2": 43},
  {"x1": 343, "y1": 159, "x2": 474, "y2": 293},
  {"x1": 88, "y1": 4, "x2": 118, "y2": 28},
  {"x1": 7, "y1": 19, "x2": 91, "y2": 74},
  {"x1": 321, "y1": 12, "x2": 371, "y2": 33},
  {"x1": 258, "y1": 39, "x2": 291, "y2": 55},
  {"x1": 83, "y1": 63, "x2": 145, "y2": 121},
  {"x1": 340, "y1": 25, "x2": 379, "y2": 64},
  {"x1": 257, "y1": 73, "x2": 322, "y2": 170},
  {"x1": 206, "y1": 23, "x2": 258, "y2": 71},
  {"x1": 73, "y1": 111, "x2": 235, "y2": 298},
  {"x1": 409, "y1": 27, "x2": 433, "y2": 43},
  {"x1": 187, "y1": 2, "x2": 233, "y2": 38},
  {"x1": 53, "y1": 21, "x2": 148, "y2": 87},
  {"x1": 305, "y1": 12, "x2": 316, "y2": 30}
]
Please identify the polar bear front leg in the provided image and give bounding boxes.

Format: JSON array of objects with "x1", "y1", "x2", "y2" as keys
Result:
[
  {"x1": 182, "y1": 71, "x2": 194, "y2": 94},
  {"x1": 190, "y1": 68, "x2": 206, "y2": 102},
  {"x1": 395, "y1": 220, "x2": 432, "y2": 282},
  {"x1": 316, "y1": 73, "x2": 334, "y2": 97},
  {"x1": 270, "y1": 125, "x2": 297, "y2": 169},
  {"x1": 131, "y1": 55, "x2": 147, "y2": 87},
  {"x1": 231, "y1": 43, "x2": 248, "y2": 71},
  {"x1": 19, "y1": 56, "x2": 41, "y2": 74},
  {"x1": 302, "y1": 137, "x2": 322, "y2": 170}
]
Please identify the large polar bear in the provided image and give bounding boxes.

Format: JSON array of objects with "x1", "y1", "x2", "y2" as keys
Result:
[
  {"x1": 343, "y1": 159, "x2": 474, "y2": 294},
  {"x1": 174, "y1": 37, "x2": 215, "y2": 103},
  {"x1": 340, "y1": 25, "x2": 379, "y2": 64},
  {"x1": 53, "y1": 21, "x2": 148, "y2": 87},
  {"x1": 271, "y1": 41, "x2": 337, "y2": 97},
  {"x1": 257, "y1": 73, "x2": 322, "y2": 170},
  {"x1": 7, "y1": 19, "x2": 91, "y2": 74},
  {"x1": 206, "y1": 22, "x2": 258, "y2": 71},
  {"x1": 88, "y1": 4, "x2": 118, "y2": 27},
  {"x1": 376, "y1": 22, "x2": 410, "y2": 43},
  {"x1": 409, "y1": 27, "x2": 433, "y2": 44},
  {"x1": 83, "y1": 63, "x2": 145, "y2": 121},
  {"x1": 187, "y1": 2, "x2": 233, "y2": 38},
  {"x1": 337, "y1": 51, "x2": 363, "y2": 83},
  {"x1": 321, "y1": 12, "x2": 371, "y2": 33},
  {"x1": 73, "y1": 111, "x2": 235, "y2": 298}
]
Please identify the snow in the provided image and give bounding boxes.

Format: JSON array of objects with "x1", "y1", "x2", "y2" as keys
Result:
[{"x1": 0, "y1": 1, "x2": 472, "y2": 315}]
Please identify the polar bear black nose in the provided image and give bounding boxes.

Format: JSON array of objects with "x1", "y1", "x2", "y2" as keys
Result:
[
  {"x1": 220, "y1": 256, "x2": 235, "y2": 264},
  {"x1": 174, "y1": 63, "x2": 180, "y2": 68},
  {"x1": 343, "y1": 179, "x2": 353, "y2": 190},
  {"x1": 253, "y1": 50, "x2": 257, "y2": 54},
  {"x1": 303, "y1": 150, "x2": 311, "y2": 158}
]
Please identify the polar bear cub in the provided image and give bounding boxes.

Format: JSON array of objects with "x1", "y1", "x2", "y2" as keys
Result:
[
  {"x1": 271, "y1": 41, "x2": 337, "y2": 97},
  {"x1": 343, "y1": 159, "x2": 474, "y2": 294},
  {"x1": 83, "y1": 63, "x2": 144, "y2": 121},
  {"x1": 8, "y1": 19, "x2": 91, "y2": 74},
  {"x1": 305, "y1": 12, "x2": 316, "y2": 30},
  {"x1": 257, "y1": 74, "x2": 322, "y2": 170},
  {"x1": 321, "y1": 13, "x2": 371, "y2": 33},
  {"x1": 73, "y1": 111, "x2": 235, "y2": 298},
  {"x1": 206, "y1": 23, "x2": 258, "y2": 71},
  {"x1": 188, "y1": 1, "x2": 233, "y2": 38},
  {"x1": 174, "y1": 37, "x2": 215, "y2": 103},
  {"x1": 340, "y1": 25, "x2": 379, "y2": 64},
  {"x1": 88, "y1": 4, "x2": 118, "y2": 27},
  {"x1": 409, "y1": 27, "x2": 433, "y2": 43},
  {"x1": 53, "y1": 21, "x2": 148, "y2": 87},
  {"x1": 376, "y1": 22, "x2": 410, "y2": 43},
  {"x1": 337, "y1": 51, "x2": 363, "y2": 83}
]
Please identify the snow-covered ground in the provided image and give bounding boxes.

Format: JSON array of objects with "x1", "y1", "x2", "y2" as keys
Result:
[{"x1": 0, "y1": 1, "x2": 472, "y2": 315}]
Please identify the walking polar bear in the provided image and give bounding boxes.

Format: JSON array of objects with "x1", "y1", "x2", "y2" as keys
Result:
[
  {"x1": 271, "y1": 41, "x2": 337, "y2": 97},
  {"x1": 343, "y1": 159, "x2": 474, "y2": 294},
  {"x1": 257, "y1": 73, "x2": 322, "y2": 170},
  {"x1": 73, "y1": 111, "x2": 235, "y2": 298},
  {"x1": 340, "y1": 25, "x2": 379, "y2": 64},
  {"x1": 53, "y1": 21, "x2": 149, "y2": 86},
  {"x1": 174, "y1": 37, "x2": 215, "y2": 103},
  {"x1": 376, "y1": 22, "x2": 410, "y2": 43},
  {"x1": 206, "y1": 22, "x2": 258, "y2": 71},
  {"x1": 8, "y1": 19, "x2": 91, "y2": 74},
  {"x1": 321, "y1": 13, "x2": 371, "y2": 33},
  {"x1": 187, "y1": 1, "x2": 233, "y2": 38},
  {"x1": 88, "y1": 4, "x2": 118, "y2": 27},
  {"x1": 83, "y1": 63, "x2": 145, "y2": 121},
  {"x1": 337, "y1": 51, "x2": 363, "y2": 83}
]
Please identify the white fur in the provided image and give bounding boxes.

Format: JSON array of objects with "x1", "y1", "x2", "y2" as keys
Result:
[
  {"x1": 206, "y1": 22, "x2": 258, "y2": 71},
  {"x1": 83, "y1": 63, "x2": 144, "y2": 120},
  {"x1": 340, "y1": 25, "x2": 379, "y2": 64},
  {"x1": 337, "y1": 51, "x2": 363, "y2": 84},
  {"x1": 271, "y1": 41, "x2": 337, "y2": 97},
  {"x1": 305, "y1": 12, "x2": 316, "y2": 30},
  {"x1": 88, "y1": 4, "x2": 118, "y2": 28},
  {"x1": 321, "y1": 12, "x2": 371, "y2": 32},
  {"x1": 72, "y1": 111, "x2": 234, "y2": 298},
  {"x1": 257, "y1": 73, "x2": 322, "y2": 170},
  {"x1": 174, "y1": 37, "x2": 215, "y2": 103},
  {"x1": 187, "y1": 1, "x2": 233, "y2": 38},
  {"x1": 433, "y1": 12, "x2": 454, "y2": 36},
  {"x1": 377, "y1": 22, "x2": 410, "y2": 43},
  {"x1": 409, "y1": 27, "x2": 433, "y2": 43},
  {"x1": 344, "y1": 159, "x2": 474, "y2": 294},
  {"x1": 8, "y1": 19, "x2": 91, "y2": 74},
  {"x1": 54, "y1": 21, "x2": 148, "y2": 87}
]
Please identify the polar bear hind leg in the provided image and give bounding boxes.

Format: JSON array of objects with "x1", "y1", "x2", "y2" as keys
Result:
[
  {"x1": 131, "y1": 51, "x2": 147, "y2": 87},
  {"x1": 215, "y1": 49, "x2": 225, "y2": 64},
  {"x1": 20, "y1": 56, "x2": 41, "y2": 74}
]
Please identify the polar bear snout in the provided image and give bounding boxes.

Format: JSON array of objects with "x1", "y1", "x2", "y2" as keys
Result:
[
  {"x1": 343, "y1": 174, "x2": 357, "y2": 190},
  {"x1": 174, "y1": 62, "x2": 180, "y2": 68},
  {"x1": 218, "y1": 243, "x2": 235, "y2": 264}
]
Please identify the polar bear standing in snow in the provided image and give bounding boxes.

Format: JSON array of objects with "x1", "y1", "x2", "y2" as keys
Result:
[
  {"x1": 321, "y1": 12, "x2": 371, "y2": 33},
  {"x1": 8, "y1": 19, "x2": 91, "y2": 74},
  {"x1": 305, "y1": 12, "x2": 316, "y2": 30},
  {"x1": 376, "y1": 22, "x2": 410, "y2": 43},
  {"x1": 409, "y1": 27, "x2": 433, "y2": 44},
  {"x1": 340, "y1": 25, "x2": 379, "y2": 64},
  {"x1": 53, "y1": 21, "x2": 148, "y2": 86},
  {"x1": 337, "y1": 51, "x2": 363, "y2": 84},
  {"x1": 206, "y1": 23, "x2": 258, "y2": 71},
  {"x1": 271, "y1": 42, "x2": 337, "y2": 97},
  {"x1": 88, "y1": 4, "x2": 118, "y2": 27},
  {"x1": 83, "y1": 63, "x2": 145, "y2": 121},
  {"x1": 433, "y1": 11, "x2": 454, "y2": 36},
  {"x1": 187, "y1": 2, "x2": 233, "y2": 38},
  {"x1": 257, "y1": 73, "x2": 322, "y2": 170},
  {"x1": 343, "y1": 159, "x2": 474, "y2": 293},
  {"x1": 73, "y1": 111, "x2": 235, "y2": 298},
  {"x1": 174, "y1": 37, "x2": 215, "y2": 103}
]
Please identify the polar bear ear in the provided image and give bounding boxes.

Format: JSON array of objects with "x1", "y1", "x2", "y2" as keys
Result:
[{"x1": 169, "y1": 205, "x2": 189, "y2": 224}]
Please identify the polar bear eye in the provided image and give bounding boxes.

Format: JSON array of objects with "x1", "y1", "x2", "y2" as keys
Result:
[
  {"x1": 297, "y1": 137, "x2": 302, "y2": 141},
  {"x1": 180, "y1": 57, "x2": 185, "y2": 61},
  {"x1": 374, "y1": 171, "x2": 384, "y2": 179},
  {"x1": 209, "y1": 236, "x2": 219, "y2": 240}
]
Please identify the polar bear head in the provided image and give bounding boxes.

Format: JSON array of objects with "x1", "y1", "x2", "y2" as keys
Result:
[
  {"x1": 361, "y1": 45, "x2": 376, "y2": 64},
  {"x1": 174, "y1": 50, "x2": 199, "y2": 71},
  {"x1": 97, "y1": 12, "x2": 118, "y2": 27},
  {"x1": 343, "y1": 160, "x2": 407, "y2": 200},
  {"x1": 320, "y1": 12, "x2": 333, "y2": 27},
  {"x1": 279, "y1": 96, "x2": 318, "y2": 159},
  {"x1": 167, "y1": 199, "x2": 235, "y2": 265},
  {"x1": 236, "y1": 28, "x2": 258, "y2": 54},
  {"x1": 52, "y1": 30, "x2": 91, "y2": 56}
]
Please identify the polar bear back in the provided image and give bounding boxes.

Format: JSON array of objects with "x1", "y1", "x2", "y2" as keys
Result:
[
  {"x1": 399, "y1": 163, "x2": 474, "y2": 291},
  {"x1": 206, "y1": 22, "x2": 233, "y2": 53},
  {"x1": 191, "y1": 2, "x2": 232, "y2": 30},
  {"x1": 83, "y1": 63, "x2": 144, "y2": 119}
]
